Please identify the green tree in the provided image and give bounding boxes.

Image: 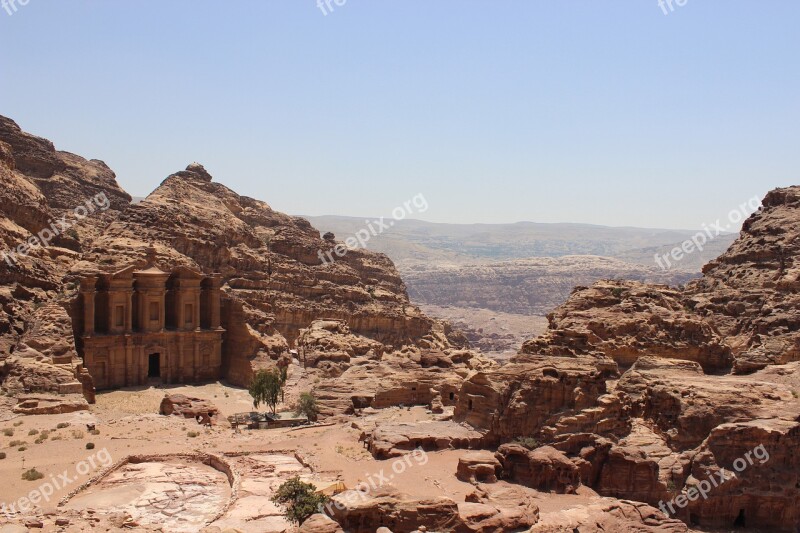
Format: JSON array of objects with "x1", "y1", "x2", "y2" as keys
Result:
[
  {"x1": 279, "y1": 365, "x2": 288, "y2": 403},
  {"x1": 249, "y1": 369, "x2": 284, "y2": 414},
  {"x1": 295, "y1": 391, "x2": 320, "y2": 422},
  {"x1": 272, "y1": 476, "x2": 329, "y2": 525}
]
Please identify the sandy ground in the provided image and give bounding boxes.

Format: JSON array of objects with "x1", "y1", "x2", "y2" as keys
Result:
[{"x1": 0, "y1": 380, "x2": 612, "y2": 531}]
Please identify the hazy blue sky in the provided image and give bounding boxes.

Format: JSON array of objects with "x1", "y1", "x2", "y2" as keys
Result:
[{"x1": 1, "y1": 1, "x2": 797, "y2": 229}]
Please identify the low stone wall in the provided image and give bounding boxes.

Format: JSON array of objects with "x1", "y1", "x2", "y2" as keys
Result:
[{"x1": 58, "y1": 451, "x2": 240, "y2": 525}]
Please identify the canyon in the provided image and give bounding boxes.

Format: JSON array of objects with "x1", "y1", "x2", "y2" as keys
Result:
[{"x1": 0, "y1": 116, "x2": 798, "y2": 532}]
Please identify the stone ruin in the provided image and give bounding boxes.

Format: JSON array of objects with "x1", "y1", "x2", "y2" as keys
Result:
[{"x1": 77, "y1": 265, "x2": 225, "y2": 390}]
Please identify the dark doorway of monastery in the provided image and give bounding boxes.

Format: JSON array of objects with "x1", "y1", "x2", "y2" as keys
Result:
[{"x1": 148, "y1": 353, "x2": 161, "y2": 379}]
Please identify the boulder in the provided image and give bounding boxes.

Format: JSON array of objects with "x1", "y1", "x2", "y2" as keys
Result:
[
  {"x1": 327, "y1": 487, "x2": 461, "y2": 533},
  {"x1": 461, "y1": 483, "x2": 540, "y2": 532},
  {"x1": 364, "y1": 421, "x2": 485, "y2": 459},
  {"x1": 453, "y1": 357, "x2": 622, "y2": 445},
  {"x1": 530, "y1": 499, "x2": 688, "y2": 532},
  {"x1": 298, "y1": 514, "x2": 344, "y2": 533},
  {"x1": 495, "y1": 444, "x2": 580, "y2": 494},
  {"x1": 159, "y1": 394, "x2": 223, "y2": 426},
  {"x1": 456, "y1": 451, "x2": 501, "y2": 484}
]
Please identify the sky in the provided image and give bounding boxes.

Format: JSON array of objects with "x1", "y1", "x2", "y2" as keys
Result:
[{"x1": 1, "y1": 1, "x2": 798, "y2": 230}]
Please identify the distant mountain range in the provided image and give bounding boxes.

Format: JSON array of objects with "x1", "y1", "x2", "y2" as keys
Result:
[
  {"x1": 302, "y1": 216, "x2": 736, "y2": 272},
  {"x1": 303, "y1": 215, "x2": 739, "y2": 354}
]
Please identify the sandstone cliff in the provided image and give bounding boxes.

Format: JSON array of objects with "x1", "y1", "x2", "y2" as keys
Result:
[
  {"x1": 496, "y1": 189, "x2": 800, "y2": 530},
  {"x1": 0, "y1": 117, "x2": 130, "y2": 409},
  {"x1": 520, "y1": 280, "x2": 732, "y2": 372},
  {"x1": 0, "y1": 116, "x2": 451, "y2": 398},
  {"x1": 76, "y1": 162, "x2": 449, "y2": 384},
  {"x1": 520, "y1": 186, "x2": 800, "y2": 374},
  {"x1": 687, "y1": 186, "x2": 800, "y2": 372}
]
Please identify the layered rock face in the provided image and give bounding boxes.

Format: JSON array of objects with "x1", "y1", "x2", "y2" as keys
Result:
[
  {"x1": 474, "y1": 189, "x2": 800, "y2": 531},
  {"x1": 453, "y1": 356, "x2": 624, "y2": 445},
  {"x1": 0, "y1": 117, "x2": 129, "y2": 405},
  {"x1": 483, "y1": 355, "x2": 800, "y2": 530},
  {"x1": 315, "y1": 347, "x2": 491, "y2": 418},
  {"x1": 0, "y1": 116, "x2": 131, "y2": 212},
  {"x1": 687, "y1": 186, "x2": 800, "y2": 372},
  {"x1": 326, "y1": 485, "x2": 539, "y2": 533},
  {"x1": 616, "y1": 357, "x2": 791, "y2": 450},
  {"x1": 520, "y1": 280, "x2": 732, "y2": 372},
  {"x1": 1, "y1": 116, "x2": 453, "y2": 404},
  {"x1": 521, "y1": 186, "x2": 800, "y2": 375},
  {"x1": 363, "y1": 421, "x2": 486, "y2": 459},
  {"x1": 529, "y1": 499, "x2": 689, "y2": 532},
  {"x1": 79, "y1": 163, "x2": 449, "y2": 385}
]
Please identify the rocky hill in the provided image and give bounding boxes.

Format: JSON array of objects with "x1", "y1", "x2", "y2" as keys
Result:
[
  {"x1": 687, "y1": 186, "x2": 800, "y2": 372},
  {"x1": 305, "y1": 215, "x2": 737, "y2": 269},
  {"x1": 520, "y1": 186, "x2": 800, "y2": 375},
  {"x1": 0, "y1": 116, "x2": 131, "y2": 411},
  {"x1": 505, "y1": 186, "x2": 800, "y2": 530},
  {"x1": 2, "y1": 115, "x2": 798, "y2": 532},
  {"x1": 0, "y1": 116, "x2": 450, "y2": 399}
]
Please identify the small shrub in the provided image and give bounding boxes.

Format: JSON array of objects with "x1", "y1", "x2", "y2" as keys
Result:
[
  {"x1": 71, "y1": 430, "x2": 85, "y2": 439},
  {"x1": 12, "y1": 421, "x2": 23, "y2": 427},
  {"x1": 89, "y1": 429, "x2": 100, "y2": 436},
  {"x1": 272, "y1": 477, "x2": 329, "y2": 525},
  {"x1": 28, "y1": 429, "x2": 39, "y2": 436},
  {"x1": 9, "y1": 440, "x2": 26, "y2": 447},
  {"x1": 56, "y1": 422, "x2": 70, "y2": 429},
  {"x1": 21, "y1": 468, "x2": 44, "y2": 481},
  {"x1": 51, "y1": 434, "x2": 64, "y2": 441},
  {"x1": 2, "y1": 428, "x2": 13, "y2": 437},
  {"x1": 793, "y1": 390, "x2": 799, "y2": 399},
  {"x1": 86, "y1": 442, "x2": 95, "y2": 450},
  {"x1": 295, "y1": 392, "x2": 320, "y2": 422},
  {"x1": 512, "y1": 437, "x2": 541, "y2": 450},
  {"x1": 17, "y1": 446, "x2": 27, "y2": 452},
  {"x1": 187, "y1": 431, "x2": 199, "y2": 438},
  {"x1": 611, "y1": 287, "x2": 625, "y2": 298},
  {"x1": 0, "y1": 452, "x2": 6, "y2": 459}
]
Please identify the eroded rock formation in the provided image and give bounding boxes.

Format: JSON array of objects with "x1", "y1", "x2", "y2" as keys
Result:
[
  {"x1": 453, "y1": 356, "x2": 625, "y2": 445},
  {"x1": 687, "y1": 186, "x2": 800, "y2": 373},
  {"x1": 520, "y1": 280, "x2": 732, "y2": 372},
  {"x1": 0, "y1": 116, "x2": 458, "y2": 404}
]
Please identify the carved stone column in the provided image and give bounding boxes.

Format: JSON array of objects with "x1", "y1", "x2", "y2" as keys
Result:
[
  {"x1": 209, "y1": 275, "x2": 222, "y2": 330},
  {"x1": 194, "y1": 288, "x2": 201, "y2": 331},
  {"x1": 80, "y1": 276, "x2": 97, "y2": 336}
]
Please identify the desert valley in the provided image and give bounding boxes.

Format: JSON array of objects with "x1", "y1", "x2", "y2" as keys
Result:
[{"x1": 0, "y1": 116, "x2": 798, "y2": 533}]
